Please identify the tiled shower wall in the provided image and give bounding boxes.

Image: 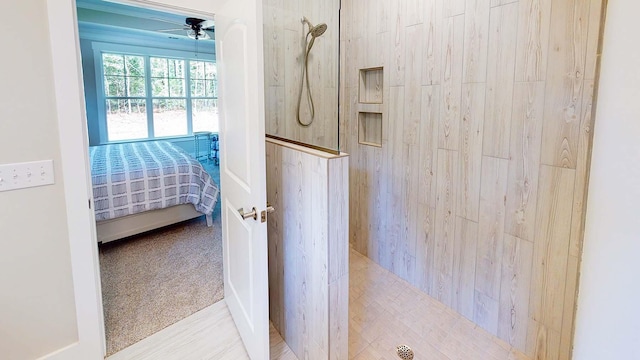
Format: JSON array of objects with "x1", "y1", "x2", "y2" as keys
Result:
[
  {"x1": 266, "y1": 139, "x2": 349, "y2": 359},
  {"x1": 263, "y1": 0, "x2": 340, "y2": 151},
  {"x1": 340, "y1": 0, "x2": 605, "y2": 358}
]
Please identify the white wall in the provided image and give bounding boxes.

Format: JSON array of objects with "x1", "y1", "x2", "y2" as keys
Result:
[
  {"x1": 573, "y1": 2, "x2": 640, "y2": 359},
  {"x1": 0, "y1": 1, "x2": 79, "y2": 358}
]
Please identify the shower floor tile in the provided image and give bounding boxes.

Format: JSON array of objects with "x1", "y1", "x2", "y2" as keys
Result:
[{"x1": 348, "y1": 249, "x2": 530, "y2": 360}]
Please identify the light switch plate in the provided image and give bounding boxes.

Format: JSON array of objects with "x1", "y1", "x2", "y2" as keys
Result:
[{"x1": 0, "y1": 160, "x2": 55, "y2": 192}]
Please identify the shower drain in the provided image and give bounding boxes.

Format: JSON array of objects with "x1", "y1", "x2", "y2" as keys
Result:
[{"x1": 396, "y1": 344, "x2": 414, "y2": 360}]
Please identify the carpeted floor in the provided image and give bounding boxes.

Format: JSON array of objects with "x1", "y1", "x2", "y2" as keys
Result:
[{"x1": 99, "y1": 159, "x2": 223, "y2": 356}]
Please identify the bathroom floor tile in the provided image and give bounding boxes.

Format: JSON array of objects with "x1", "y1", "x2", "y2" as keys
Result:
[{"x1": 349, "y1": 248, "x2": 532, "y2": 360}]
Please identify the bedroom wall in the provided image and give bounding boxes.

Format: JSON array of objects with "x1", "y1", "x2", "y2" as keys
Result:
[
  {"x1": 341, "y1": 0, "x2": 605, "y2": 358},
  {"x1": 78, "y1": 22, "x2": 215, "y2": 148},
  {"x1": 0, "y1": 1, "x2": 79, "y2": 358}
]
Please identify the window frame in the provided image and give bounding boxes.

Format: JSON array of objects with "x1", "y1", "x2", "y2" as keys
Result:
[{"x1": 92, "y1": 42, "x2": 217, "y2": 144}]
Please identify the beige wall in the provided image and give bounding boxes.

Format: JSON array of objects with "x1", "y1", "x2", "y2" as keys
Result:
[
  {"x1": 0, "y1": 1, "x2": 79, "y2": 358},
  {"x1": 263, "y1": 0, "x2": 340, "y2": 151},
  {"x1": 341, "y1": 0, "x2": 604, "y2": 358},
  {"x1": 573, "y1": 1, "x2": 640, "y2": 359}
]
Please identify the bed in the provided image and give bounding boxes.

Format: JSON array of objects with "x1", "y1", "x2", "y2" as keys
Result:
[{"x1": 90, "y1": 141, "x2": 220, "y2": 243}]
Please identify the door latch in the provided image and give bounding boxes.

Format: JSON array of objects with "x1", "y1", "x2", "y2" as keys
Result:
[{"x1": 260, "y1": 203, "x2": 275, "y2": 223}]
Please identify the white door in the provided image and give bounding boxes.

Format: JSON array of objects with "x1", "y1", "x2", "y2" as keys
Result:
[{"x1": 216, "y1": 1, "x2": 270, "y2": 359}]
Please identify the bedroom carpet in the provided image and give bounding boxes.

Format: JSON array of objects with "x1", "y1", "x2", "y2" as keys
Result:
[{"x1": 100, "y1": 159, "x2": 223, "y2": 356}]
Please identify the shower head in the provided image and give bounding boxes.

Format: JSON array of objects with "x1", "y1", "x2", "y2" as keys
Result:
[
  {"x1": 302, "y1": 17, "x2": 327, "y2": 38},
  {"x1": 309, "y1": 23, "x2": 327, "y2": 37}
]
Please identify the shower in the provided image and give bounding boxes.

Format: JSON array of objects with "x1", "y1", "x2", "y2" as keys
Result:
[{"x1": 296, "y1": 16, "x2": 327, "y2": 127}]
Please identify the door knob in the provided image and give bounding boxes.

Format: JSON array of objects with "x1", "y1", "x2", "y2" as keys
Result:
[{"x1": 238, "y1": 207, "x2": 258, "y2": 221}]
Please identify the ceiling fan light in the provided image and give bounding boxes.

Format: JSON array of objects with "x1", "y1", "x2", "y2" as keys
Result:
[{"x1": 187, "y1": 29, "x2": 210, "y2": 40}]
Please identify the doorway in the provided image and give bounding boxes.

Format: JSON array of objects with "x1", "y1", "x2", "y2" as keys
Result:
[
  {"x1": 48, "y1": 0, "x2": 281, "y2": 357},
  {"x1": 75, "y1": 0, "x2": 225, "y2": 355}
]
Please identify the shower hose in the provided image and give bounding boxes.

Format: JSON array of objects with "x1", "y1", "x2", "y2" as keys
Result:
[{"x1": 296, "y1": 33, "x2": 317, "y2": 127}]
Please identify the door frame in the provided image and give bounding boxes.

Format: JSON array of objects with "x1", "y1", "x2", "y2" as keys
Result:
[
  {"x1": 45, "y1": 1, "x2": 105, "y2": 358},
  {"x1": 46, "y1": 0, "x2": 255, "y2": 357}
]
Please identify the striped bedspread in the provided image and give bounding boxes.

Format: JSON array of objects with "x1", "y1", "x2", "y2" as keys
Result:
[{"x1": 89, "y1": 141, "x2": 219, "y2": 221}]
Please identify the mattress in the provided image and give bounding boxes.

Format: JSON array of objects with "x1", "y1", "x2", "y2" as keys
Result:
[{"x1": 89, "y1": 141, "x2": 219, "y2": 221}]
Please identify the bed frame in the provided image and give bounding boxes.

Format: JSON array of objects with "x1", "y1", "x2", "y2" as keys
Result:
[{"x1": 96, "y1": 204, "x2": 213, "y2": 244}]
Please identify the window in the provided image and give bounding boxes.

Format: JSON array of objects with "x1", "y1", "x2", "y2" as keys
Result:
[
  {"x1": 191, "y1": 60, "x2": 218, "y2": 133},
  {"x1": 101, "y1": 52, "x2": 217, "y2": 142},
  {"x1": 103, "y1": 54, "x2": 148, "y2": 140}
]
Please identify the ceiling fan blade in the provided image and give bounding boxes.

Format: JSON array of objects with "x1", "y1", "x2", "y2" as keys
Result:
[
  {"x1": 156, "y1": 28, "x2": 187, "y2": 32},
  {"x1": 149, "y1": 17, "x2": 186, "y2": 26}
]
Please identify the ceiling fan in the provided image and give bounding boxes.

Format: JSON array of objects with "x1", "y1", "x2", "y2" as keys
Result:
[{"x1": 154, "y1": 17, "x2": 215, "y2": 40}]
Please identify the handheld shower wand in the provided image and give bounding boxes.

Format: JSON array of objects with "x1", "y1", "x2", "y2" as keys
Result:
[{"x1": 297, "y1": 17, "x2": 327, "y2": 127}]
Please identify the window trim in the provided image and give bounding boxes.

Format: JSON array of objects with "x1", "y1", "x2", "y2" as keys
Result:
[{"x1": 92, "y1": 42, "x2": 216, "y2": 144}]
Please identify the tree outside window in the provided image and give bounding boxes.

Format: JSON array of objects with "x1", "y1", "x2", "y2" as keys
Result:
[{"x1": 102, "y1": 52, "x2": 217, "y2": 142}]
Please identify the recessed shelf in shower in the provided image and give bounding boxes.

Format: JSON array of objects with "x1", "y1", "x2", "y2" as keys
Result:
[
  {"x1": 358, "y1": 112, "x2": 383, "y2": 147},
  {"x1": 359, "y1": 67, "x2": 384, "y2": 104}
]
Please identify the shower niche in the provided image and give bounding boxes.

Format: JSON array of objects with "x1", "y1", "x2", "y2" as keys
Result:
[
  {"x1": 358, "y1": 67, "x2": 383, "y2": 147},
  {"x1": 358, "y1": 67, "x2": 383, "y2": 104},
  {"x1": 358, "y1": 112, "x2": 382, "y2": 147}
]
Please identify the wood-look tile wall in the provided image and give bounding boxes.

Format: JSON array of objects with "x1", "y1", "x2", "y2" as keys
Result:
[
  {"x1": 263, "y1": 0, "x2": 341, "y2": 151},
  {"x1": 340, "y1": 0, "x2": 605, "y2": 358},
  {"x1": 266, "y1": 139, "x2": 349, "y2": 360}
]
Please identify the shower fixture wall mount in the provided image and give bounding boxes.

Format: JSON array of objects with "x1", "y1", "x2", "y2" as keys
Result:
[{"x1": 297, "y1": 16, "x2": 327, "y2": 127}]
